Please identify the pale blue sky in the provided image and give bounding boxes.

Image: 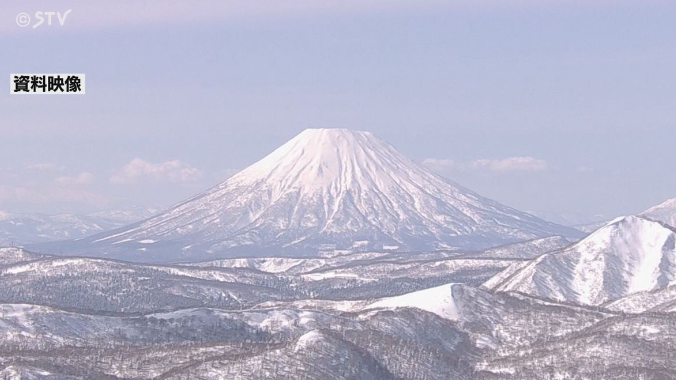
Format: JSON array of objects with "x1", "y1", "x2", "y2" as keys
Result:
[{"x1": 0, "y1": 0, "x2": 675, "y2": 222}]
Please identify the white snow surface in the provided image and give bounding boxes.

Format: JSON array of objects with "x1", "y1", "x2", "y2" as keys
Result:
[
  {"x1": 640, "y1": 197, "x2": 676, "y2": 228},
  {"x1": 78, "y1": 129, "x2": 577, "y2": 259},
  {"x1": 254, "y1": 282, "x2": 480, "y2": 322},
  {"x1": 367, "y1": 283, "x2": 460, "y2": 320},
  {"x1": 294, "y1": 330, "x2": 326, "y2": 352},
  {"x1": 0, "y1": 247, "x2": 47, "y2": 266},
  {"x1": 604, "y1": 285, "x2": 676, "y2": 313},
  {"x1": 487, "y1": 215, "x2": 676, "y2": 305}
]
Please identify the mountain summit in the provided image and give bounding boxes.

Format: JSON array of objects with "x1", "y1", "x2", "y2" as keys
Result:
[
  {"x1": 40, "y1": 129, "x2": 579, "y2": 261},
  {"x1": 487, "y1": 215, "x2": 676, "y2": 305},
  {"x1": 640, "y1": 197, "x2": 676, "y2": 227}
]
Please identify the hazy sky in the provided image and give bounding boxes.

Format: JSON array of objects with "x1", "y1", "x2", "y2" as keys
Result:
[{"x1": 1, "y1": 0, "x2": 675, "y2": 223}]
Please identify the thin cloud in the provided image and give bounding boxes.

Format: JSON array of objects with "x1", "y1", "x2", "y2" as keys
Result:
[
  {"x1": 26, "y1": 163, "x2": 65, "y2": 172},
  {"x1": 0, "y1": 185, "x2": 111, "y2": 208},
  {"x1": 423, "y1": 156, "x2": 548, "y2": 173},
  {"x1": 54, "y1": 172, "x2": 94, "y2": 186},
  {"x1": 472, "y1": 157, "x2": 548, "y2": 172},
  {"x1": 421, "y1": 158, "x2": 458, "y2": 169},
  {"x1": 110, "y1": 158, "x2": 203, "y2": 185}
]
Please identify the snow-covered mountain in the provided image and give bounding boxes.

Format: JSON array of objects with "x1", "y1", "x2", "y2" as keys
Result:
[
  {"x1": 41, "y1": 129, "x2": 579, "y2": 262},
  {"x1": 469, "y1": 235, "x2": 573, "y2": 260},
  {"x1": 640, "y1": 197, "x2": 676, "y2": 227},
  {"x1": 87, "y1": 206, "x2": 161, "y2": 223},
  {"x1": 0, "y1": 212, "x2": 125, "y2": 246},
  {"x1": 486, "y1": 215, "x2": 676, "y2": 305},
  {"x1": 0, "y1": 208, "x2": 159, "y2": 246},
  {"x1": 2, "y1": 245, "x2": 674, "y2": 379},
  {"x1": 527, "y1": 210, "x2": 609, "y2": 229}
]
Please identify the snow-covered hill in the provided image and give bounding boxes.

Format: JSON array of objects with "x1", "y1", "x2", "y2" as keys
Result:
[
  {"x1": 0, "y1": 251, "x2": 510, "y2": 313},
  {"x1": 640, "y1": 197, "x2": 676, "y2": 227},
  {"x1": 1, "y1": 247, "x2": 671, "y2": 379},
  {"x1": 366, "y1": 283, "x2": 464, "y2": 320},
  {"x1": 468, "y1": 235, "x2": 573, "y2": 260},
  {"x1": 42, "y1": 129, "x2": 579, "y2": 262},
  {"x1": 0, "y1": 247, "x2": 49, "y2": 266},
  {"x1": 527, "y1": 210, "x2": 609, "y2": 229},
  {"x1": 0, "y1": 207, "x2": 160, "y2": 246},
  {"x1": 486, "y1": 215, "x2": 676, "y2": 305},
  {"x1": 0, "y1": 212, "x2": 125, "y2": 246},
  {"x1": 604, "y1": 285, "x2": 676, "y2": 314}
]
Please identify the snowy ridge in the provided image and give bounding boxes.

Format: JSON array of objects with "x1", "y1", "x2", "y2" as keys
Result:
[
  {"x1": 255, "y1": 282, "x2": 499, "y2": 324},
  {"x1": 487, "y1": 215, "x2": 676, "y2": 305},
  {"x1": 0, "y1": 208, "x2": 160, "y2": 246},
  {"x1": 472, "y1": 235, "x2": 573, "y2": 260},
  {"x1": 0, "y1": 251, "x2": 667, "y2": 379},
  {"x1": 604, "y1": 285, "x2": 676, "y2": 313},
  {"x1": 0, "y1": 247, "x2": 49, "y2": 266},
  {"x1": 0, "y1": 212, "x2": 126, "y2": 246},
  {"x1": 366, "y1": 283, "x2": 461, "y2": 320},
  {"x1": 640, "y1": 197, "x2": 676, "y2": 227},
  {"x1": 52, "y1": 129, "x2": 579, "y2": 261}
]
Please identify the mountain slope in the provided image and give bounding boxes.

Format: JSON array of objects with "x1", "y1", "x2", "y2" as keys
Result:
[
  {"x1": 0, "y1": 247, "x2": 49, "y2": 266},
  {"x1": 41, "y1": 129, "x2": 579, "y2": 261},
  {"x1": 486, "y1": 215, "x2": 676, "y2": 305},
  {"x1": 640, "y1": 197, "x2": 676, "y2": 227},
  {"x1": 367, "y1": 283, "x2": 463, "y2": 320}
]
